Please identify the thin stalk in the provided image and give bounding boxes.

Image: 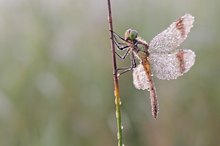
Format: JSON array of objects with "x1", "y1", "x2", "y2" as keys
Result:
[{"x1": 107, "y1": 0, "x2": 123, "y2": 146}]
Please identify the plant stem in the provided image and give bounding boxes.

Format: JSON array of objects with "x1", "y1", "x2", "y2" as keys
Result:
[{"x1": 107, "y1": 0, "x2": 123, "y2": 146}]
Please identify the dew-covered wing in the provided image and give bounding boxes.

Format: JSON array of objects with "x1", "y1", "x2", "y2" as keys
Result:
[
  {"x1": 149, "y1": 49, "x2": 195, "y2": 80},
  {"x1": 149, "y1": 14, "x2": 194, "y2": 54},
  {"x1": 133, "y1": 64, "x2": 149, "y2": 90}
]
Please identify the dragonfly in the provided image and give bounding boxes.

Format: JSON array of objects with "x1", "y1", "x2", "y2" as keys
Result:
[{"x1": 112, "y1": 14, "x2": 195, "y2": 118}]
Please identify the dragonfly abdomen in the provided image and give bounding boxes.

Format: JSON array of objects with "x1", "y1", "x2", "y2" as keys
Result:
[{"x1": 142, "y1": 61, "x2": 159, "y2": 118}]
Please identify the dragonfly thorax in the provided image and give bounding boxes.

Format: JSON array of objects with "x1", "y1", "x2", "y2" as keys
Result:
[{"x1": 124, "y1": 29, "x2": 150, "y2": 62}]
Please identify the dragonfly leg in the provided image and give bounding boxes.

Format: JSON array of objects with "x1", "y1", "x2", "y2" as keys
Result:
[
  {"x1": 130, "y1": 52, "x2": 137, "y2": 68},
  {"x1": 114, "y1": 39, "x2": 129, "y2": 50},
  {"x1": 113, "y1": 34, "x2": 126, "y2": 46},
  {"x1": 115, "y1": 48, "x2": 130, "y2": 59},
  {"x1": 117, "y1": 53, "x2": 137, "y2": 76},
  {"x1": 111, "y1": 31, "x2": 129, "y2": 50},
  {"x1": 110, "y1": 30, "x2": 125, "y2": 41},
  {"x1": 113, "y1": 36, "x2": 128, "y2": 51},
  {"x1": 117, "y1": 67, "x2": 133, "y2": 77},
  {"x1": 113, "y1": 32, "x2": 130, "y2": 59},
  {"x1": 110, "y1": 30, "x2": 126, "y2": 41}
]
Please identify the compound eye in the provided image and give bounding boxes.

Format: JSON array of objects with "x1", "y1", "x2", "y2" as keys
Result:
[
  {"x1": 130, "y1": 30, "x2": 138, "y2": 40},
  {"x1": 124, "y1": 29, "x2": 138, "y2": 41}
]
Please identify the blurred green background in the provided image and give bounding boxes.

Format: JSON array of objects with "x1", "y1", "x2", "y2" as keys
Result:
[{"x1": 0, "y1": 0, "x2": 219, "y2": 146}]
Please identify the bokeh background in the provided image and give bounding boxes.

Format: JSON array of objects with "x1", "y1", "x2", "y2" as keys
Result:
[{"x1": 0, "y1": 0, "x2": 219, "y2": 146}]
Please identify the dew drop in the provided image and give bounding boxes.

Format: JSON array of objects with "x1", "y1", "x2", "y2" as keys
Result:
[
  {"x1": 115, "y1": 111, "x2": 118, "y2": 118},
  {"x1": 121, "y1": 125, "x2": 124, "y2": 130},
  {"x1": 119, "y1": 101, "x2": 122, "y2": 105}
]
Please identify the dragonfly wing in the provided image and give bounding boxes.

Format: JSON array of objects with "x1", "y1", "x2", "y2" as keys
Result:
[
  {"x1": 149, "y1": 49, "x2": 196, "y2": 80},
  {"x1": 149, "y1": 14, "x2": 194, "y2": 54},
  {"x1": 132, "y1": 64, "x2": 149, "y2": 90}
]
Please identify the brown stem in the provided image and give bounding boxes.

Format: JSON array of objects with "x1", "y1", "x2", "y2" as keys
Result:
[{"x1": 107, "y1": 0, "x2": 123, "y2": 146}]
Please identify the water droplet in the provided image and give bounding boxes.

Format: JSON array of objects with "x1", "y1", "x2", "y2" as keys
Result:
[
  {"x1": 121, "y1": 125, "x2": 124, "y2": 130},
  {"x1": 114, "y1": 98, "x2": 117, "y2": 105},
  {"x1": 115, "y1": 111, "x2": 118, "y2": 118},
  {"x1": 151, "y1": 74, "x2": 154, "y2": 77},
  {"x1": 122, "y1": 144, "x2": 125, "y2": 146}
]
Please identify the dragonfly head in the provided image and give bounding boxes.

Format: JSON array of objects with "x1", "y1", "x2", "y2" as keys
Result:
[{"x1": 124, "y1": 29, "x2": 138, "y2": 41}]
